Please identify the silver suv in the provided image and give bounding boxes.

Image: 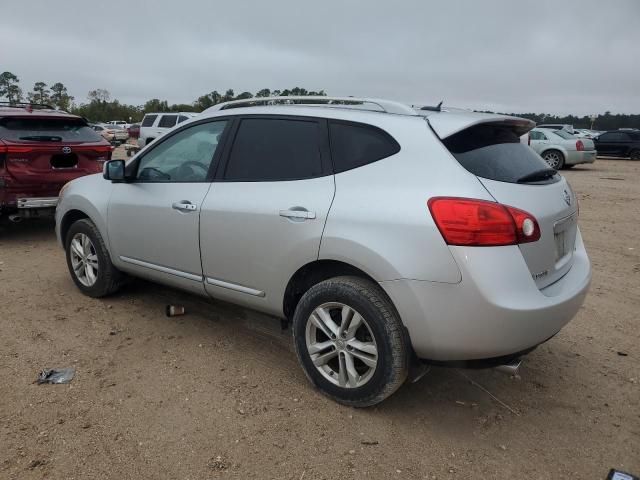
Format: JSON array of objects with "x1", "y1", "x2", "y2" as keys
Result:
[{"x1": 55, "y1": 97, "x2": 591, "y2": 406}]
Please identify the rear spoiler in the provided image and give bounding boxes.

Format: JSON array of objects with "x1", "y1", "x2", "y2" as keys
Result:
[{"x1": 425, "y1": 111, "x2": 535, "y2": 139}]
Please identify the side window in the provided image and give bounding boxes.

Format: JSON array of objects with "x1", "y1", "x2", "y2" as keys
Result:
[
  {"x1": 136, "y1": 121, "x2": 227, "y2": 183},
  {"x1": 178, "y1": 115, "x2": 189, "y2": 123},
  {"x1": 539, "y1": 132, "x2": 548, "y2": 140},
  {"x1": 158, "y1": 115, "x2": 178, "y2": 128},
  {"x1": 224, "y1": 118, "x2": 323, "y2": 181},
  {"x1": 529, "y1": 131, "x2": 541, "y2": 140},
  {"x1": 329, "y1": 121, "x2": 400, "y2": 173},
  {"x1": 141, "y1": 115, "x2": 157, "y2": 127}
]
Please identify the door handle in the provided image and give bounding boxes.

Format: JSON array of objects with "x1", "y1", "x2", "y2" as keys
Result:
[
  {"x1": 172, "y1": 201, "x2": 197, "y2": 212},
  {"x1": 279, "y1": 209, "x2": 316, "y2": 220}
]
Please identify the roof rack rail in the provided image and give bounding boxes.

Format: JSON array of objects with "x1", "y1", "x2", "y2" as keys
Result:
[
  {"x1": 206, "y1": 96, "x2": 418, "y2": 116},
  {"x1": 0, "y1": 101, "x2": 56, "y2": 110}
]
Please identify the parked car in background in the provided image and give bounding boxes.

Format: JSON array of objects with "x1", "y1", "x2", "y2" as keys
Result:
[
  {"x1": 91, "y1": 124, "x2": 129, "y2": 143},
  {"x1": 537, "y1": 124, "x2": 575, "y2": 133},
  {"x1": 56, "y1": 96, "x2": 590, "y2": 406},
  {"x1": 127, "y1": 123, "x2": 140, "y2": 139},
  {"x1": 107, "y1": 120, "x2": 130, "y2": 129},
  {"x1": 593, "y1": 130, "x2": 640, "y2": 160},
  {"x1": 573, "y1": 128, "x2": 601, "y2": 139},
  {"x1": 529, "y1": 128, "x2": 596, "y2": 169},
  {"x1": 138, "y1": 112, "x2": 197, "y2": 147},
  {"x1": 0, "y1": 102, "x2": 111, "y2": 222}
]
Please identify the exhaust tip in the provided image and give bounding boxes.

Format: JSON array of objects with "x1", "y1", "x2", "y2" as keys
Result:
[
  {"x1": 8, "y1": 214, "x2": 22, "y2": 223},
  {"x1": 495, "y1": 358, "x2": 522, "y2": 376}
]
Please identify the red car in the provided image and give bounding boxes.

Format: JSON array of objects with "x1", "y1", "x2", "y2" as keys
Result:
[
  {"x1": 0, "y1": 103, "x2": 111, "y2": 222},
  {"x1": 127, "y1": 123, "x2": 140, "y2": 139}
]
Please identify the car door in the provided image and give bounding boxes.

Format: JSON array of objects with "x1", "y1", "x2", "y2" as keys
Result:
[
  {"x1": 199, "y1": 115, "x2": 335, "y2": 316},
  {"x1": 107, "y1": 119, "x2": 230, "y2": 294},
  {"x1": 528, "y1": 130, "x2": 549, "y2": 154},
  {"x1": 595, "y1": 132, "x2": 628, "y2": 156}
]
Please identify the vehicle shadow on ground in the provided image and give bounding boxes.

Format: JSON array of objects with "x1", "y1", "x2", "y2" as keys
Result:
[{"x1": 0, "y1": 217, "x2": 56, "y2": 241}]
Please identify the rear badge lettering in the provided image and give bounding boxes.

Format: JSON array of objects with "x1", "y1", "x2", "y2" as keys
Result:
[{"x1": 533, "y1": 270, "x2": 549, "y2": 280}]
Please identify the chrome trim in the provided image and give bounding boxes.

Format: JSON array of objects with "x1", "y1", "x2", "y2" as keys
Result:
[
  {"x1": 205, "y1": 277, "x2": 265, "y2": 297},
  {"x1": 17, "y1": 197, "x2": 58, "y2": 209},
  {"x1": 119, "y1": 256, "x2": 202, "y2": 282}
]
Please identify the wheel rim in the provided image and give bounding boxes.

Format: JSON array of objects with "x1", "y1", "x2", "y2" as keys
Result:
[
  {"x1": 70, "y1": 233, "x2": 99, "y2": 287},
  {"x1": 305, "y1": 302, "x2": 378, "y2": 389},
  {"x1": 543, "y1": 151, "x2": 561, "y2": 169}
]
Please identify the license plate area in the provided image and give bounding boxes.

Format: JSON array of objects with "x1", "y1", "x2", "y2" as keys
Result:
[
  {"x1": 553, "y1": 213, "x2": 577, "y2": 263},
  {"x1": 51, "y1": 153, "x2": 78, "y2": 169}
]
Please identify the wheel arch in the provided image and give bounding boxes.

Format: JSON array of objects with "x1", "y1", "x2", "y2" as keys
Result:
[
  {"x1": 60, "y1": 209, "x2": 91, "y2": 245},
  {"x1": 283, "y1": 259, "x2": 387, "y2": 321}
]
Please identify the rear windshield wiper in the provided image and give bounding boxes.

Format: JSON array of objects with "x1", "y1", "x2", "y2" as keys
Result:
[
  {"x1": 19, "y1": 135, "x2": 63, "y2": 142},
  {"x1": 517, "y1": 169, "x2": 557, "y2": 183}
]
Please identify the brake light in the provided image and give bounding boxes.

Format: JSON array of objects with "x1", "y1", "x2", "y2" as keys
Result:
[
  {"x1": 428, "y1": 197, "x2": 541, "y2": 246},
  {"x1": 0, "y1": 146, "x2": 34, "y2": 154},
  {"x1": 576, "y1": 140, "x2": 584, "y2": 151}
]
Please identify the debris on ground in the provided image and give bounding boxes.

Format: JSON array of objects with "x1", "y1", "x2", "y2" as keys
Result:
[
  {"x1": 166, "y1": 305, "x2": 185, "y2": 317},
  {"x1": 617, "y1": 351, "x2": 629, "y2": 357},
  {"x1": 207, "y1": 455, "x2": 227, "y2": 470},
  {"x1": 35, "y1": 367, "x2": 75, "y2": 384}
]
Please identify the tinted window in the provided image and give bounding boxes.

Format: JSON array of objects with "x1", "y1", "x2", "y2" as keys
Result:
[
  {"x1": 158, "y1": 115, "x2": 178, "y2": 128},
  {"x1": 599, "y1": 132, "x2": 630, "y2": 142},
  {"x1": 443, "y1": 125, "x2": 559, "y2": 184},
  {"x1": 178, "y1": 115, "x2": 189, "y2": 123},
  {"x1": 552, "y1": 130, "x2": 574, "y2": 139},
  {"x1": 329, "y1": 121, "x2": 400, "y2": 173},
  {"x1": 224, "y1": 118, "x2": 322, "y2": 181},
  {"x1": 136, "y1": 121, "x2": 227, "y2": 182},
  {"x1": 0, "y1": 117, "x2": 103, "y2": 142},
  {"x1": 141, "y1": 115, "x2": 157, "y2": 127}
]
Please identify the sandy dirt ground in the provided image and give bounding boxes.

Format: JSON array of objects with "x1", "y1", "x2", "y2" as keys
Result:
[{"x1": 1, "y1": 151, "x2": 638, "y2": 479}]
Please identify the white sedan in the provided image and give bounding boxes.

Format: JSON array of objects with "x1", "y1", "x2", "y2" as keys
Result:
[{"x1": 529, "y1": 128, "x2": 597, "y2": 169}]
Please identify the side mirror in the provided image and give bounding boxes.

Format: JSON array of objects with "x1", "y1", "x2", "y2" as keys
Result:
[{"x1": 103, "y1": 159, "x2": 125, "y2": 182}]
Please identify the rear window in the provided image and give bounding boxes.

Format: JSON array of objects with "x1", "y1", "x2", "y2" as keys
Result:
[
  {"x1": 0, "y1": 117, "x2": 103, "y2": 142},
  {"x1": 329, "y1": 121, "x2": 400, "y2": 173},
  {"x1": 443, "y1": 125, "x2": 559, "y2": 184},
  {"x1": 158, "y1": 115, "x2": 178, "y2": 128},
  {"x1": 553, "y1": 130, "x2": 574, "y2": 139},
  {"x1": 141, "y1": 115, "x2": 157, "y2": 127}
]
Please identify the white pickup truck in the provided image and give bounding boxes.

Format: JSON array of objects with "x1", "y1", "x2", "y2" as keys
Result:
[{"x1": 137, "y1": 112, "x2": 197, "y2": 148}]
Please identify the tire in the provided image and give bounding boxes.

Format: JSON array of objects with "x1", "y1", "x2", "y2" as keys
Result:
[
  {"x1": 292, "y1": 276, "x2": 409, "y2": 407},
  {"x1": 630, "y1": 149, "x2": 640, "y2": 160},
  {"x1": 65, "y1": 219, "x2": 123, "y2": 297},
  {"x1": 542, "y1": 150, "x2": 565, "y2": 169}
]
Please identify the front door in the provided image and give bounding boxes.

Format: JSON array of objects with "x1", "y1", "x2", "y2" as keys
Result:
[
  {"x1": 200, "y1": 116, "x2": 335, "y2": 315},
  {"x1": 108, "y1": 119, "x2": 229, "y2": 294}
]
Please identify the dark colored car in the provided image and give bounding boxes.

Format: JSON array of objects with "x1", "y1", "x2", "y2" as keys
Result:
[
  {"x1": 127, "y1": 123, "x2": 140, "y2": 139},
  {"x1": 0, "y1": 102, "x2": 112, "y2": 222},
  {"x1": 593, "y1": 130, "x2": 640, "y2": 160}
]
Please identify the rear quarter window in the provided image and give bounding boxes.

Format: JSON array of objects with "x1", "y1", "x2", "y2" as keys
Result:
[
  {"x1": 443, "y1": 124, "x2": 559, "y2": 184},
  {"x1": 329, "y1": 121, "x2": 400, "y2": 173},
  {"x1": 0, "y1": 117, "x2": 103, "y2": 142},
  {"x1": 158, "y1": 115, "x2": 178, "y2": 128}
]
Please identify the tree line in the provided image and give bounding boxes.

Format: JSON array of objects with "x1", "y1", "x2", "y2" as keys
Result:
[{"x1": 1, "y1": 70, "x2": 638, "y2": 129}]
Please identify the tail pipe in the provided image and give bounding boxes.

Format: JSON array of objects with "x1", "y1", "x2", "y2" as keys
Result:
[
  {"x1": 495, "y1": 358, "x2": 522, "y2": 376},
  {"x1": 8, "y1": 214, "x2": 22, "y2": 223}
]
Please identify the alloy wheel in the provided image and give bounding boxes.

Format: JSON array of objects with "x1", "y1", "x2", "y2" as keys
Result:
[
  {"x1": 305, "y1": 302, "x2": 378, "y2": 388},
  {"x1": 543, "y1": 151, "x2": 562, "y2": 169},
  {"x1": 69, "y1": 233, "x2": 99, "y2": 287}
]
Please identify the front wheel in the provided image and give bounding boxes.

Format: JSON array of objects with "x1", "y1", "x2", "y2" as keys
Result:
[
  {"x1": 65, "y1": 219, "x2": 123, "y2": 297},
  {"x1": 292, "y1": 276, "x2": 409, "y2": 407}
]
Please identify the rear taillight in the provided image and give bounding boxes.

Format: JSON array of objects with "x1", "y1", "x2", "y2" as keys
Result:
[
  {"x1": 0, "y1": 145, "x2": 34, "y2": 153},
  {"x1": 576, "y1": 140, "x2": 584, "y2": 151},
  {"x1": 428, "y1": 197, "x2": 541, "y2": 246},
  {"x1": 528, "y1": 134, "x2": 531, "y2": 146}
]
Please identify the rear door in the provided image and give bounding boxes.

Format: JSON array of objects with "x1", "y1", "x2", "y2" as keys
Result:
[
  {"x1": 431, "y1": 117, "x2": 579, "y2": 289},
  {"x1": 595, "y1": 132, "x2": 628, "y2": 156},
  {"x1": 199, "y1": 115, "x2": 334, "y2": 315},
  {"x1": 528, "y1": 130, "x2": 550, "y2": 154},
  {"x1": 0, "y1": 115, "x2": 110, "y2": 197}
]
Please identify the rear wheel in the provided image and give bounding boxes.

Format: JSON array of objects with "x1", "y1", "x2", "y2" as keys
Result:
[
  {"x1": 542, "y1": 150, "x2": 565, "y2": 169},
  {"x1": 65, "y1": 219, "x2": 123, "y2": 297},
  {"x1": 292, "y1": 276, "x2": 409, "y2": 407},
  {"x1": 630, "y1": 149, "x2": 640, "y2": 160}
]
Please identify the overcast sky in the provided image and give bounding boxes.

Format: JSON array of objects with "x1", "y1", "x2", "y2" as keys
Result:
[{"x1": 2, "y1": 0, "x2": 639, "y2": 115}]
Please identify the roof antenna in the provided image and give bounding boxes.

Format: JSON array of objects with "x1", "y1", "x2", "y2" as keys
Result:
[{"x1": 420, "y1": 100, "x2": 443, "y2": 112}]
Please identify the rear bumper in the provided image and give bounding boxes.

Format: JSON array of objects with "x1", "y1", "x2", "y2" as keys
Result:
[
  {"x1": 566, "y1": 150, "x2": 597, "y2": 165},
  {"x1": 17, "y1": 197, "x2": 59, "y2": 209},
  {"x1": 380, "y1": 229, "x2": 591, "y2": 361}
]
